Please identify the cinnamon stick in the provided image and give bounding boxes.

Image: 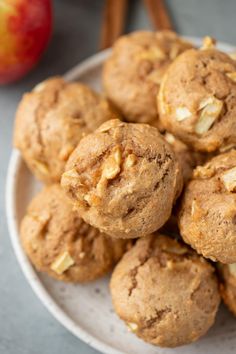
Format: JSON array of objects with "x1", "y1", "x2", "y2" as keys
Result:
[
  {"x1": 144, "y1": 0, "x2": 173, "y2": 31},
  {"x1": 100, "y1": 0, "x2": 128, "y2": 50}
]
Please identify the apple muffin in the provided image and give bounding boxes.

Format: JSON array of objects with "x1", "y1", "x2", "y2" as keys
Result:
[
  {"x1": 20, "y1": 184, "x2": 131, "y2": 282},
  {"x1": 103, "y1": 30, "x2": 193, "y2": 128},
  {"x1": 14, "y1": 77, "x2": 119, "y2": 183},
  {"x1": 218, "y1": 263, "x2": 236, "y2": 316},
  {"x1": 158, "y1": 37, "x2": 236, "y2": 152},
  {"x1": 179, "y1": 149, "x2": 236, "y2": 263},
  {"x1": 61, "y1": 119, "x2": 183, "y2": 239},
  {"x1": 110, "y1": 233, "x2": 220, "y2": 347}
]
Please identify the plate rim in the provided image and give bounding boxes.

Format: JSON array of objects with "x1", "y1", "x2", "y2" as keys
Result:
[{"x1": 6, "y1": 37, "x2": 236, "y2": 354}]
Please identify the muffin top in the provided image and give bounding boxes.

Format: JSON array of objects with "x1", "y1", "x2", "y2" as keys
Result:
[
  {"x1": 14, "y1": 76, "x2": 119, "y2": 183},
  {"x1": 158, "y1": 42, "x2": 236, "y2": 152},
  {"x1": 21, "y1": 184, "x2": 130, "y2": 282},
  {"x1": 179, "y1": 149, "x2": 236, "y2": 263},
  {"x1": 103, "y1": 30, "x2": 193, "y2": 127},
  {"x1": 61, "y1": 119, "x2": 183, "y2": 238},
  {"x1": 110, "y1": 233, "x2": 220, "y2": 347}
]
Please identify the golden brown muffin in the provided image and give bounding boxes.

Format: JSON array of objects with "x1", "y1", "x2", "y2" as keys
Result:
[
  {"x1": 179, "y1": 149, "x2": 236, "y2": 263},
  {"x1": 14, "y1": 77, "x2": 119, "y2": 184},
  {"x1": 158, "y1": 39, "x2": 236, "y2": 152},
  {"x1": 61, "y1": 120, "x2": 183, "y2": 239},
  {"x1": 218, "y1": 263, "x2": 236, "y2": 316},
  {"x1": 110, "y1": 234, "x2": 220, "y2": 347},
  {"x1": 103, "y1": 30, "x2": 193, "y2": 128},
  {"x1": 20, "y1": 184, "x2": 131, "y2": 282}
]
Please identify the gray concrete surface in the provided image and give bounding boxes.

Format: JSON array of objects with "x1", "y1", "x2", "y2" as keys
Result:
[{"x1": 1, "y1": 0, "x2": 236, "y2": 353}]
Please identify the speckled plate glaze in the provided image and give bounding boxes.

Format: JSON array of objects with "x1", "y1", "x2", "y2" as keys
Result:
[{"x1": 6, "y1": 38, "x2": 236, "y2": 354}]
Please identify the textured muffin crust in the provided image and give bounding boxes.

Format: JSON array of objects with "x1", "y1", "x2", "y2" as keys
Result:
[
  {"x1": 110, "y1": 234, "x2": 220, "y2": 347},
  {"x1": 61, "y1": 120, "x2": 183, "y2": 239},
  {"x1": 218, "y1": 263, "x2": 236, "y2": 316},
  {"x1": 20, "y1": 184, "x2": 130, "y2": 282},
  {"x1": 158, "y1": 47, "x2": 236, "y2": 152},
  {"x1": 103, "y1": 30, "x2": 193, "y2": 127},
  {"x1": 179, "y1": 150, "x2": 236, "y2": 263},
  {"x1": 14, "y1": 77, "x2": 119, "y2": 183}
]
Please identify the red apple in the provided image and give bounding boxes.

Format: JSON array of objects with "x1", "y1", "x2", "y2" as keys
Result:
[{"x1": 0, "y1": 0, "x2": 52, "y2": 84}]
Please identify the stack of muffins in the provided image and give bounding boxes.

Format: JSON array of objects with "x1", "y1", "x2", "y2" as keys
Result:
[{"x1": 14, "y1": 30, "x2": 236, "y2": 348}]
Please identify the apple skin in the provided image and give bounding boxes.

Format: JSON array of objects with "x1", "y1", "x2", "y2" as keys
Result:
[{"x1": 0, "y1": 0, "x2": 52, "y2": 84}]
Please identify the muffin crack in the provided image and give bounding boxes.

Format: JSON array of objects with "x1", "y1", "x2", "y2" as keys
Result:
[
  {"x1": 143, "y1": 307, "x2": 171, "y2": 330},
  {"x1": 128, "y1": 255, "x2": 151, "y2": 297}
]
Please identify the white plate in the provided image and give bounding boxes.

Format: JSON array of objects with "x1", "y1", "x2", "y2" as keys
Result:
[{"x1": 6, "y1": 37, "x2": 236, "y2": 354}]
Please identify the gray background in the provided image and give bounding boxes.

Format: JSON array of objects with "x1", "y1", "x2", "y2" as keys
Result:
[{"x1": 1, "y1": 0, "x2": 236, "y2": 353}]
